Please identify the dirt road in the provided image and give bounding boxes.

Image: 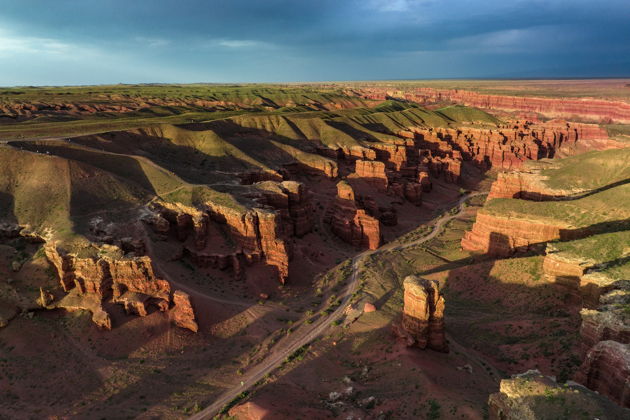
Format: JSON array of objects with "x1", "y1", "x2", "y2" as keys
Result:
[{"x1": 189, "y1": 191, "x2": 487, "y2": 419}]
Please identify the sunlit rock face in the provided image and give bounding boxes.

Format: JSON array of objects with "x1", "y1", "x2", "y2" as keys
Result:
[
  {"x1": 325, "y1": 181, "x2": 381, "y2": 250},
  {"x1": 44, "y1": 243, "x2": 199, "y2": 332},
  {"x1": 488, "y1": 370, "x2": 630, "y2": 420},
  {"x1": 354, "y1": 86, "x2": 630, "y2": 124},
  {"x1": 400, "y1": 275, "x2": 447, "y2": 352}
]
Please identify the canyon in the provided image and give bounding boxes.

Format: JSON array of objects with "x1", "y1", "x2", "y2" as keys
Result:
[
  {"x1": 351, "y1": 85, "x2": 630, "y2": 123},
  {"x1": 1, "y1": 82, "x2": 629, "y2": 419},
  {"x1": 461, "y1": 146, "x2": 630, "y2": 409}
]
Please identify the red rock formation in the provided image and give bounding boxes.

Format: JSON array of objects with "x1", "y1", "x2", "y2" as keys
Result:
[
  {"x1": 255, "y1": 209, "x2": 290, "y2": 283},
  {"x1": 148, "y1": 202, "x2": 209, "y2": 250},
  {"x1": 325, "y1": 181, "x2": 381, "y2": 250},
  {"x1": 488, "y1": 370, "x2": 630, "y2": 419},
  {"x1": 579, "y1": 308, "x2": 630, "y2": 358},
  {"x1": 256, "y1": 181, "x2": 314, "y2": 237},
  {"x1": 417, "y1": 170, "x2": 432, "y2": 192},
  {"x1": 279, "y1": 181, "x2": 314, "y2": 237},
  {"x1": 171, "y1": 290, "x2": 198, "y2": 332},
  {"x1": 540, "y1": 247, "x2": 621, "y2": 308},
  {"x1": 488, "y1": 171, "x2": 543, "y2": 200},
  {"x1": 353, "y1": 87, "x2": 630, "y2": 123},
  {"x1": 364, "y1": 302, "x2": 376, "y2": 313},
  {"x1": 353, "y1": 159, "x2": 388, "y2": 190},
  {"x1": 284, "y1": 158, "x2": 338, "y2": 178},
  {"x1": 148, "y1": 196, "x2": 292, "y2": 283},
  {"x1": 339, "y1": 146, "x2": 377, "y2": 161},
  {"x1": 403, "y1": 182, "x2": 423, "y2": 205},
  {"x1": 399, "y1": 275, "x2": 447, "y2": 352},
  {"x1": 371, "y1": 143, "x2": 408, "y2": 170},
  {"x1": 44, "y1": 244, "x2": 195, "y2": 330},
  {"x1": 575, "y1": 341, "x2": 630, "y2": 408},
  {"x1": 414, "y1": 121, "x2": 612, "y2": 172},
  {"x1": 461, "y1": 212, "x2": 567, "y2": 256}
]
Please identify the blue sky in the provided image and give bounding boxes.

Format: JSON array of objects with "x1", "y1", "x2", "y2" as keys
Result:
[{"x1": 1, "y1": 0, "x2": 629, "y2": 85}]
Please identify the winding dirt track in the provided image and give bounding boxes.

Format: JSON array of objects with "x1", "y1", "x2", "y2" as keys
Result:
[{"x1": 189, "y1": 191, "x2": 487, "y2": 419}]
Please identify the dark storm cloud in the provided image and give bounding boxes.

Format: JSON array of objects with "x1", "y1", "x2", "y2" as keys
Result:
[{"x1": 0, "y1": 0, "x2": 629, "y2": 84}]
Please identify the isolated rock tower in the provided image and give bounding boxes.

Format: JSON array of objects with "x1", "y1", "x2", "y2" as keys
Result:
[{"x1": 401, "y1": 275, "x2": 448, "y2": 352}]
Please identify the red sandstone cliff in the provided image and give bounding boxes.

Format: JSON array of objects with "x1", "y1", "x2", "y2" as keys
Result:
[
  {"x1": 488, "y1": 370, "x2": 630, "y2": 419},
  {"x1": 325, "y1": 181, "x2": 381, "y2": 250},
  {"x1": 353, "y1": 159, "x2": 388, "y2": 190},
  {"x1": 148, "y1": 194, "x2": 293, "y2": 283},
  {"x1": 353, "y1": 87, "x2": 630, "y2": 123},
  {"x1": 461, "y1": 212, "x2": 569, "y2": 257},
  {"x1": 398, "y1": 275, "x2": 447, "y2": 352},
  {"x1": 45, "y1": 243, "x2": 197, "y2": 331}
]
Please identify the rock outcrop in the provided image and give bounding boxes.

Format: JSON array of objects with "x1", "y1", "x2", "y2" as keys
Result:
[
  {"x1": 354, "y1": 86, "x2": 630, "y2": 123},
  {"x1": 410, "y1": 121, "x2": 613, "y2": 171},
  {"x1": 45, "y1": 243, "x2": 198, "y2": 331},
  {"x1": 485, "y1": 169, "x2": 590, "y2": 201},
  {"x1": 575, "y1": 340, "x2": 630, "y2": 408},
  {"x1": 353, "y1": 160, "x2": 388, "y2": 190},
  {"x1": 325, "y1": 181, "x2": 381, "y2": 250},
  {"x1": 148, "y1": 196, "x2": 292, "y2": 283},
  {"x1": 398, "y1": 275, "x2": 447, "y2": 352},
  {"x1": 574, "y1": 283, "x2": 630, "y2": 407},
  {"x1": 461, "y1": 212, "x2": 568, "y2": 257},
  {"x1": 488, "y1": 370, "x2": 630, "y2": 420},
  {"x1": 171, "y1": 290, "x2": 198, "y2": 332},
  {"x1": 466, "y1": 162, "x2": 630, "y2": 407}
]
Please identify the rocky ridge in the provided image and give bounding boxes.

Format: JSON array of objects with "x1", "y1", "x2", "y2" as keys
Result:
[
  {"x1": 488, "y1": 370, "x2": 630, "y2": 419},
  {"x1": 352, "y1": 86, "x2": 630, "y2": 123},
  {"x1": 463, "y1": 151, "x2": 630, "y2": 408}
]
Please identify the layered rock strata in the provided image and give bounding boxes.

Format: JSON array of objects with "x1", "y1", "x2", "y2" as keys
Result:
[
  {"x1": 147, "y1": 192, "x2": 294, "y2": 283},
  {"x1": 325, "y1": 181, "x2": 381, "y2": 250},
  {"x1": 45, "y1": 243, "x2": 197, "y2": 331},
  {"x1": 575, "y1": 341, "x2": 630, "y2": 408},
  {"x1": 353, "y1": 160, "x2": 388, "y2": 190},
  {"x1": 575, "y1": 283, "x2": 630, "y2": 407},
  {"x1": 461, "y1": 212, "x2": 569, "y2": 257},
  {"x1": 354, "y1": 86, "x2": 630, "y2": 123},
  {"x1": 399, "y1": 275, "x2": 447, "y2": 352}
]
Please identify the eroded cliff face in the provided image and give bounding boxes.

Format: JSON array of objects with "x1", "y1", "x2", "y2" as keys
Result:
[
  {"x1": 146, "y1": 182, "x2": 307, "y2": 283},
  {"x1": 575, "y1": 341, "x2": 630, "y2": 408},
  {"x1": 461, "y1": 212, "x2": 568, "y2": 257},
  {"x1": 353, "y1": 160, "x2": 388, "y2": 190},
  {"x1": 541, "y1": 244, "x2": 625, "y2": 308},
  {"x1": 398, "y1": 275, "x2": 447, "y2": 352},
  {"x1": 325, "y1": 181, "x2": 381, "y2": 250},
  {"x1": 573, "y1": 282, "x2": 630, "y2": 408},
  {"x1": 353, "y1": 87, "x2": 630, "y2": 123},
  {"x1": 44, "y1": 243, "x2": 197, "y2": 331},
  {"x1": 411, "y1": 121, "x2": 612, "y2": 170}
]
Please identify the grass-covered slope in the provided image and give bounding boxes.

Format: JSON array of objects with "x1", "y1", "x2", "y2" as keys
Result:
[
  {"x1": 0, "y1": 101, "x2": 502, "y2": 251},
  {"x1": 484, "y1": 183, "x2": 630, "y2": 229},
  {"x1": 524, "y1": 148, "x2": 630, "y2": 191},
  {"x1": 550, "y1": 231, "x2": 630, "y2": 280},
  {"x1": 0, "y1": 84, "x2": 374, "y2": 139}
]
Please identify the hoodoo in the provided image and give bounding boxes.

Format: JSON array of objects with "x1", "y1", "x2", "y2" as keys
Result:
[{"x1": 398, "y1": 275, "x2": 447, "y2": 352}]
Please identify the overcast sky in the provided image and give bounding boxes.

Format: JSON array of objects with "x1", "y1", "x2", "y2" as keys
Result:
[{"x1": 1, "y1": 0, "x2": 629, "y2": 85}]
